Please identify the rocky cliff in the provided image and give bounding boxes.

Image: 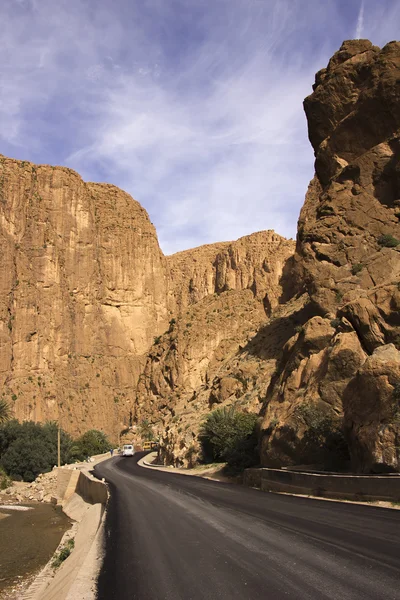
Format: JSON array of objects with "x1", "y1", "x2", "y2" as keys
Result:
[
  {"x1": 0, "y1": 157, "x2": 169, "y2": 436},
  {"x1": 261, "y1": 40, "x2": 400, "y2": 473},
  {"x1": 136, "y1": 233, "x2": 295, "y2": 465},
  {"x1": 136, "y1": 40, "x2": 400, "y2": 473},
  {"x1": 2, "y1": 39, "x2": 400, "y2": 474},
  {"x1": 0, "y1": 157, "x2": 293, "y2": 441}
]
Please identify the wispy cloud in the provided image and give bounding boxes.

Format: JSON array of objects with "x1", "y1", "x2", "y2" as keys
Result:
[
  {"x1": 355, "y1": 1, "x2": 365, "y2": 39},
  {"x1": 0, "y1": 0, "x2": 399, "y2": 254}
]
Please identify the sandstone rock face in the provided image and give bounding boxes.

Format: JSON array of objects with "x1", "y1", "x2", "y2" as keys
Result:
[
  {"x1": 261, "y1": 40, "x2": 400, "y2": 472},
  {"x1": 166, "y1": 231, "x2": 293, "y2": 317},
  {"x1": 136, "y1": 234, "x2": 295, "y2": 466},
  {"x1": 344, "y1": 344, "x2": 400, "y2": 473},
  {"x1": 0, "y1": 157, "x2": 294, "y2": 444},
  {"x1": 0, "y1": 156, "x2": 168, "y2": 436}
]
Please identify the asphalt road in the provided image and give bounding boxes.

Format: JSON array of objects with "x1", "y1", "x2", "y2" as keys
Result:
[{"x1": 94, "y1": 453, "x2": 400, "y2": 600}]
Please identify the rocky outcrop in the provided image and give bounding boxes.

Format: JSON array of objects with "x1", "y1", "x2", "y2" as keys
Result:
[
  {"x1": 166, "y1": 231, "x2": 293, "y2": 317},
  {"x1": 136, "y1": 234, "x2": 295, "y2": 466},
  {"x1": 261, "y1": 40, "x2": 400, "y2": 472}
]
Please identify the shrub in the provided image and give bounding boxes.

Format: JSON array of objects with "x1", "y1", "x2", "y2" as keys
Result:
[
  {"x1": 138, "y1": 419, "x2": 155, "y2": 441},
  {"x1": 330, "y1": 318, "x2": 341, "y2": 329},
  {"x1": 153, "y1": 336, "x2": 161, "y2": 345},
  {"x1": 0, "y1": 421, "x2": 73, "y2": 481},
  {"x1": 68, "y1": 429, "x2": 110, "y2": 462},
  {"x1": 377, "y1": 234, "x2": 400, "y2": 248},
  {"x1": 295, "y1": 403, "x2": 349, "y2": 470},
  {"x1": 199, "y1": 407, "x2": 258, "y2": 470},
  {"x1": 0, "y1": 466, "x2": 11, "y2": 490},
  {"x1": 318, "y1": 205, "x2": 335, "y2": 217},
  {"x1": 0, "y1": 398, "x2": 11, "y2": 424},
  {"x1": 351, "y1": 263, "x2": 363, "y2": 275},
  {"x1": 335, "y1": 290, "x2": 343, "y2": 303},
  {"x1": 52, "y1": 539, "x2": 75, "y2": 569}
]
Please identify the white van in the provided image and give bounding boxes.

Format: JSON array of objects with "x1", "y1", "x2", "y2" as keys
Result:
[{"x1": 122, "y1": 444, "x2": 134, "y2": 457}]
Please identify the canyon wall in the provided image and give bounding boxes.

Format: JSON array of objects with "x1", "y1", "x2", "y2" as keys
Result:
[
  {"x1": 1, "y1": 39, "x2": 399, "y2": 473},
  {"x1": 0, "y1": 157, "x2": 168, "y2": 436},
  {"x1": 261, "y1": 40, "x2": 400, "y2": 472}
]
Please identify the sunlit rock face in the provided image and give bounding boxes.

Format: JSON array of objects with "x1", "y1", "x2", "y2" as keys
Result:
[
  {"x1": 0, "y1": 156, "x2": 294, "y2": 442},
  {"x1": 0, "y1": 157, "x2": 169, "y2": 436},
  {"x1": 261, "y1": 40, "x2": 400, "y2": 472}
]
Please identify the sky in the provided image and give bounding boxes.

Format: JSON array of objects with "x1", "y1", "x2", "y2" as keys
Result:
[{"x1": 0, "y1": 0, "x2": 399, "y2": 254}]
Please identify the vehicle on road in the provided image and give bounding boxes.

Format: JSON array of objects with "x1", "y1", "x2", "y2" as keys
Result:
[{"x1": 122, "y1": 444, "x2": 134, "y2": 457}]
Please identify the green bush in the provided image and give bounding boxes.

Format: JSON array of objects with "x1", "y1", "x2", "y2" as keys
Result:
[
  {"x1": 0, "y1": 466, "x2": 11, "y2": 490},
  {"x1": 68, "y1": 429, "x2": 110, "y2": 462},
  {"x1": 330, "y1": 318, "x2": 341, "y2": 329},
  {"x1": 0, "y1": 398, "x2": 11, "y2": 424},
  {"x1": 199, "y1": 407, "x2": 259, "y2": 470},
  {"x1": 0, "y1": 421, "x2": 73, "y2": 482},
  {"x1": 377, "y1": 234, "x2": 400, "y2": 248},
  {"x1": 351, "y1": 263, "x2": 363, "y2": 275},
  {"x1": 52, "y1": 539, "x2": 75, "y2": 569},
  {"x1": 295, "y1": 403, "x2": 349, "y2": 470},
  {"x1": 138, "y1": 419, "x2": 155, "y2": 441}
]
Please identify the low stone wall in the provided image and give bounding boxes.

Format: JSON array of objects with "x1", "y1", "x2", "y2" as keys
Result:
[{"x1": 243, "y1": 467, "x2": 400, "y2": 502}]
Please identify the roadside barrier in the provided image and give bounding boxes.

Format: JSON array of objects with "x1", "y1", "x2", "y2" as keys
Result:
[{"x1": 243, "y1": 467, "x2": 400, "y2": 502}]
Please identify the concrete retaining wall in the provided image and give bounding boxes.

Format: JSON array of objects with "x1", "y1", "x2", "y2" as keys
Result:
[
  {"x1": 57, "y1": 468, "x2": 108, "y2": 505},
  {"x1": 75, "y1": 471, "x2": 108, "y2": 505},
  {"x1": 243, "y1": 467, "x2": 400, "y2": 502}
]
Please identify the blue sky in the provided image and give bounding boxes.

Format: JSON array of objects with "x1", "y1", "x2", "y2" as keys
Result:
[{"x1": 1, "y1": 0, "x2": 399, "y2": 254}]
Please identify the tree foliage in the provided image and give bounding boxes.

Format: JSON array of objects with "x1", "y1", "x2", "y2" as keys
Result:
[
  {"x1": 0, "y1": 421, "x2": 72, "y2": 482},
  {"x1": 137, "y1": 419, "x2": 155, "y2": 441},
  {"x1": 295, "y1": 403, "x2": 350, "y2": 470},
  {"x1": 0, "y1": 421, "x2": 110, "y2": 481},
  {"x1": 199, "y1": 407, "x2": 259, "y2": 470},
  {"x1": 68, "y1": 429, "x2": 110, "y2": 462},
  {"x1": 0, "y1": 398, "x2": 11, "y2": 424}
]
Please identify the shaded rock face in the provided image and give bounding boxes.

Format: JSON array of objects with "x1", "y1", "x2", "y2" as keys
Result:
[
  {"x1": 136, "y1": 235, "x2": 295, "y2": 466},
  {"x1": 261, "y1": 40, "x2": 400, "y2": 472}
]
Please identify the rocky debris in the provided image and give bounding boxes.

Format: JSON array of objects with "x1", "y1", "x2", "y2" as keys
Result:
[{"x1": 0, "y1": 469, "x2": 58, "y2": 505}]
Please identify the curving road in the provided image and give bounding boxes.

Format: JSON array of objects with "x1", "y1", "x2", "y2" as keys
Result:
[{"x1": 94, "y1": 453, "x2": 400, "y2": 600}]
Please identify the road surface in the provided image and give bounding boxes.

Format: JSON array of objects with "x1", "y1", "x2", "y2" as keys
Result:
[{"x1": 94, "y1": 454, "x2": 400, "y2": 600}]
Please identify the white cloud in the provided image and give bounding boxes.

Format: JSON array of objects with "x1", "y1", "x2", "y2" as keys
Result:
[
  {"x1": 0, "y1": 0, "x2": 399, "y2": 254},
  {"x1": 355, "y1": 1, "x2": 365, "y2": 39}
]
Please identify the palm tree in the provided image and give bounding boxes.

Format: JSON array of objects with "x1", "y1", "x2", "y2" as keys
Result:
[
  {"x1": 138, "y1": 419, "x2": 155, "y2": 441},
  {"x1": 0, "y1": 398, "x2": 11, "y2": 424}
]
